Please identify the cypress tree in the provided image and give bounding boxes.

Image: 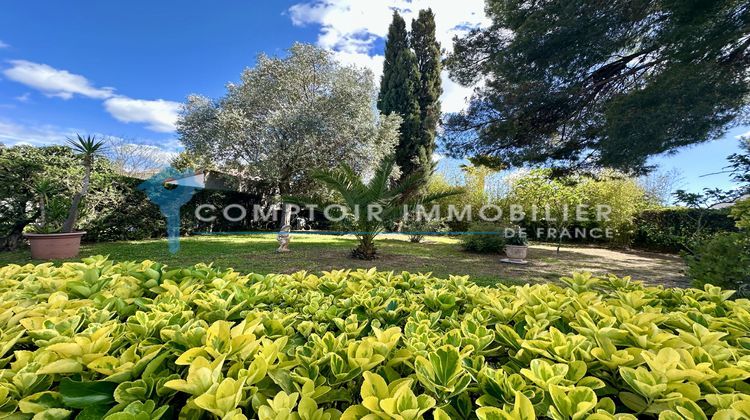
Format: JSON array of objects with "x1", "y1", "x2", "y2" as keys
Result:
[
  {"x1": 378, "y1": 12, "x2": 422, "y2": 179},
  {"x1": 411, "y1": 9, "x2": 442, "y2": 178}
]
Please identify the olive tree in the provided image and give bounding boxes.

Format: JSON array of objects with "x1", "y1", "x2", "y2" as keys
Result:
[{"x1": 178, "y1": 43, "x2": 401, "y2": 225}]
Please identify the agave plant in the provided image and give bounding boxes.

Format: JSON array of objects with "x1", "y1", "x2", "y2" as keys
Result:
[
  {"x1": 61, "y1": 134, "x2": 105, "y2": 233},
  {"x1": 288, "y1": 157, "x2": 460, "y2": 259}
]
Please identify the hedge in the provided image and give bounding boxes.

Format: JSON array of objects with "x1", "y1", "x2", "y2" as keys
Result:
[
  {"x1": 82, "y1": 176, "x2": 334, "y2": 243},
  {"x1": 0, "y1": 258, "x2": 749, "y2": 419},
  {"x1": 81, "y1": 176, "x2": 165, "y2": 242},
  {"x1": 631, "y1": 207, "x2": 738, "y2": 253},
  {"x1": 81, "y1": 177, "x2": 280, "y2": 243},
  {"x1": 685, "y1": 232, "x2": 750, "y2": 294}
]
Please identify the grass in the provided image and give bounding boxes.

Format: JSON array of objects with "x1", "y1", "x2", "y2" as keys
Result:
[{"x1": 0, "y1": 233, "x2": 688, "y2": 287}]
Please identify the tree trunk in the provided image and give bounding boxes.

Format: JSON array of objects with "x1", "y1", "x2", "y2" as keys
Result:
[
  {"x1": 39, "y1": 195, "x2": 47, "y2": 229},
  {"x1": 62, "y1": 163, "x2": 92, "y2": 233},
  {"x1": 556, "y1": 223, "x2": 566, "y2": 253},
  {"x1": 352, "y1": 235, "x2": 378, "y2": 260},
  {"x1": 278, "y1": 180, "x2": 293, "y2": 229},
  {"x1": 1, "y1": 219, "x2": 30, "y2": 251}
]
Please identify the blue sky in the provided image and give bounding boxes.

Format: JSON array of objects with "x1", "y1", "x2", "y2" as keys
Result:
[{"x1": 0, "y1": 0, "x2": 746, "y2": 193}]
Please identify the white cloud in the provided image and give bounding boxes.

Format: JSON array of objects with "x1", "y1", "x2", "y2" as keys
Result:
[
  {"x1": 2, "y1": 60, "x2": 181, "y2": 133},
  {"x1": 287, "y1": 0, "x2": 489, "y2": 113},
  {"x1": 15, "y1": 93, "x2": 31, "y2": 103},
  {"x1": 0, "y1": 118, "x2": 183, "y2": 162},
  {"x1": 103, "y1": 97, "x2": 181, "y2": 133},
  {"x1": 0, "y1": 119, "x2": 76, "y2": 147},
  {"x1": 0, "y1": 40, "x2": 9, "y2": 49},
  {"x1": 736, "y1": 130, "x2": 750, "y2": 139},
  {"x1": 289, "y1": 0, "x2": 489, "y2": 52},
  {"x1": 2, "y1": 60, "x2": 115, "y2": 99},
  {"x1": 332, "y1": 51, "x2": 384, "y2": 77},
  {"x1": 441, "y1": 71, "x2": 476, "y2": 114}
]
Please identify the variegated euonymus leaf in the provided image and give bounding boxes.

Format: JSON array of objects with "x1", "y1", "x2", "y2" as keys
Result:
[
  {"x1": 415, "y1": 345, "x2": 471, "y2": 402},
  {"x1": 0, "y1": 256, "x2": 749, "y2": 418},
  {"x1": 341, "y1": 371, "x2": 434, "y2": 419}
]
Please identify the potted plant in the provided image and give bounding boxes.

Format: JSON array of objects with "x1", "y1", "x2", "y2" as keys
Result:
[
  {"x1": 504, "y1": 227, "x2": 529, "y2": 262},
  {"x1": 24, "y1": 134, "x2": 104, "y2": 259}
]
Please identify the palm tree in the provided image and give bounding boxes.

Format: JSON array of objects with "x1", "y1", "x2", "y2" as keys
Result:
[
  {"x1": 288, "y1": 157, "x2": 461, "y2": 259},
  {"x1": 61, "y1": 134, "x2": 105, "y2": 233}
]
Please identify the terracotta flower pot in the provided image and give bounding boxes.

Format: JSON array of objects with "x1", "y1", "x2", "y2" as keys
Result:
[
  {"x1": 504, "y1": 244, "x2": 528, "y2": 262},
  {"x1": 24, "y1": 232, "x2": 86, "y2": 259}
]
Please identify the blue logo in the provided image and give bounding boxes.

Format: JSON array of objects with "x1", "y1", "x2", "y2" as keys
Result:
[{"x1": 138, "y1": 167, "x2": 202, "y2": 253}]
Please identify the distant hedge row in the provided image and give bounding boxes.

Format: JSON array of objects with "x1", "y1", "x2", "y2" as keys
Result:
[
  {"x1": 631, "y1": 207, "x2": 738, "y2": 253},
  {"x1": 81, "y1": 177, "x2": 281, "y2": 243}
]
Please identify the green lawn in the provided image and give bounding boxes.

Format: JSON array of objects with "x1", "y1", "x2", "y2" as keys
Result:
[{"x1": 0, "y1": 233, "x2": 687, "y2": 287}]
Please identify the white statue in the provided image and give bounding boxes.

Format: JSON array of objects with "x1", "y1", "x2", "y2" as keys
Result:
[{"x1": 277, "y1": 224, "x2": 291, "y2": 253}]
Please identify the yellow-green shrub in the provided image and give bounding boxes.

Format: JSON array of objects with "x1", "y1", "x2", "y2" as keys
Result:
[{"x1": 0, "y1": 257, "x2": 749, "y2": 419}]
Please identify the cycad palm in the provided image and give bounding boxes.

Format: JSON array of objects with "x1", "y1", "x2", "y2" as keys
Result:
[
  {"x1": 290, "y1": 157, "x2": 460, "y2": 259},
  {"x1": 61, "y1": 134, "x2": 105, "y2": 233}
]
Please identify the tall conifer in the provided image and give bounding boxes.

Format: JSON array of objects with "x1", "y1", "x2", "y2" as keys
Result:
[
  {"x1": 378, "y1": 12, "x2": 422, "y2": 179},
  {"x1": 411, "y1": 9, "x2": 442, "y2": 178}
]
